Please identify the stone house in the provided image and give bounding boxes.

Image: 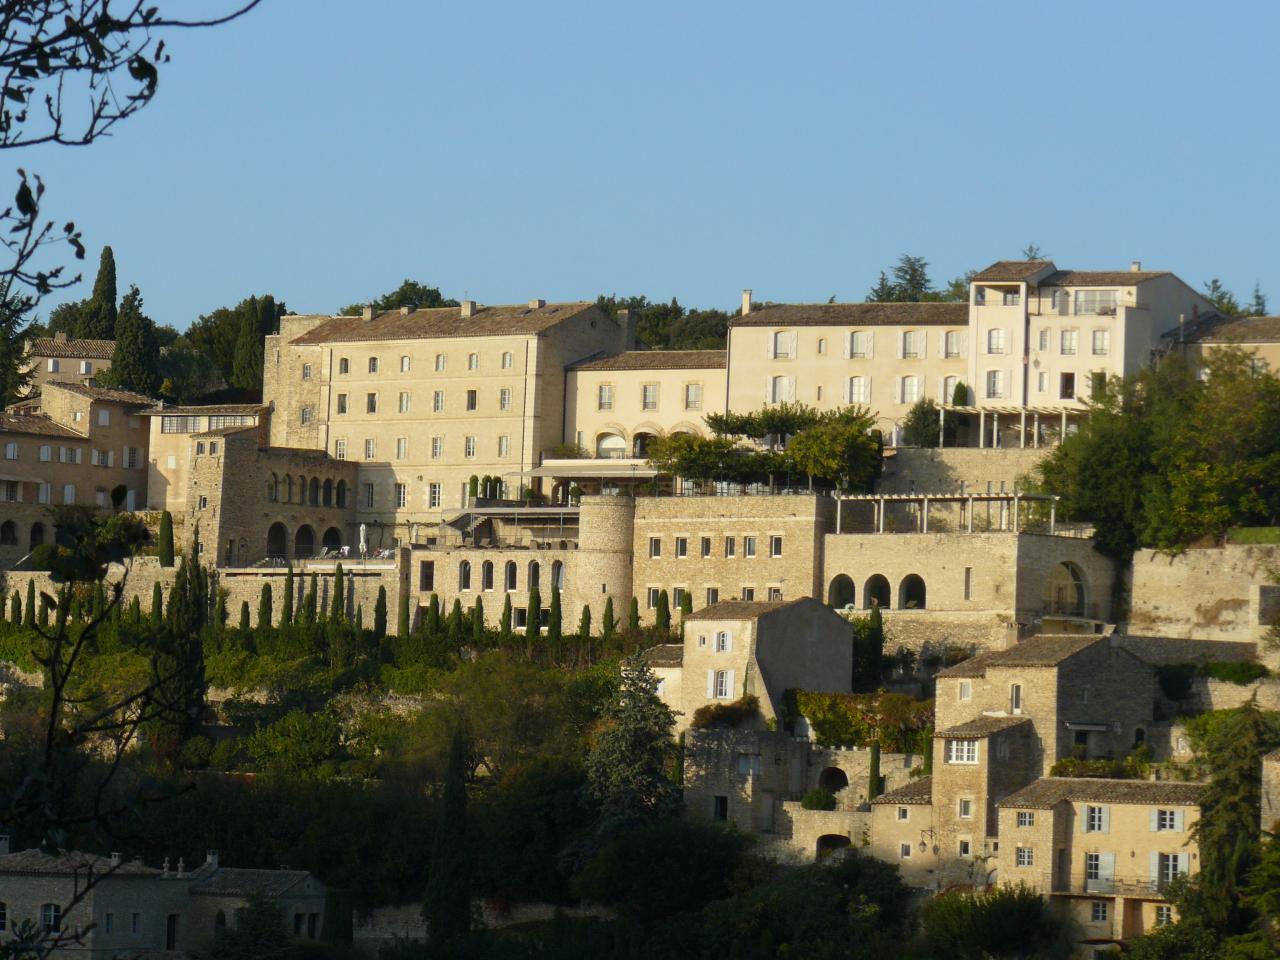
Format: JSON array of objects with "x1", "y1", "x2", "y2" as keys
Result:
[
  {"x1": 23, "y1": 334, "x2": 114, "y2": 392},
  {"x1": 0, "y1": 845, "x2": 328, "y2": 958},
  {"x1": 1176, "y1": 313, "x2": 1280, "y2": 377},
  {"x1": 142, "y1": 403, "x2": 265, "y2": 514}
]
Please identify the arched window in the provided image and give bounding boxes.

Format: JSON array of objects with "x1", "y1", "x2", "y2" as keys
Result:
[
  {"x1": 1045, "y1": 562, "x2": 1088, "y2": 617},
  {"x1": 818, "y1": 767, "x2": 849, "y2": 793},
  {"x1": 863, "y1": 574, "x2": 891, "y2": 610},
  {"x1": 267, "y1": 522, "x2": 288, "y2": 558},
  {"x1": 285, "y1": 475, "x2": 294, "y2": 503},
  {"x1": 482, "y1": 561, "x2": 494, "y2": 590},
  {"x1": 323, "y1": 479, "x2": 333, "y2": 507},
  {"x1": 0, "y1": 521, "x2": 16, "y2": 545},
  {"x1": 29, "y1": 522, "x2": 44, "y2": 549},
  {"x1": 898, "y1": 574, "x2": 927, "y2": 610},
  {"x1": 295, "y1": 524, "x2": 315, "y2": 558},
  {"x1": 551, "y1": 560, "x2": 565, "y2": 590},
  {"x1": 322, "y1": 527, "x2": 342, "y2": 550},
  {"x1": 595, "y1": 432, "x2": 626, "y2": 459},
  {"x1": 632, "y1": 432, "x2": 656, "y2": 458},
  {"x1": 528, "y1": 561, "x2": 540, "y2": 591},
  {"x1": 268, "y1": 472, "x2": 278, "y2": 502},
  {"x1": 309, "y1": 477, "x2": 319, "y2": 506},
  {"x1": 827, "y1": 574, "x2": 855, "y2": 609},
  {"x1": 459, "y1": 560, "x2": 472, "y2": 591},
  {"x1": 505, "y1": 561, "x2": 517, "y2": 592},
  {"x1": 40, "y1": 903, "x2": 60, "y2": 933},
  {"x1": 336, "y1": 480, "x2": 347, "y2": 509}
]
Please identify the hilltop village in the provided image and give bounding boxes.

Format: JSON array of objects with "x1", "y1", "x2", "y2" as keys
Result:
[{"x1": 4, "y1": 258, "x2": 1280, "y2": 959}]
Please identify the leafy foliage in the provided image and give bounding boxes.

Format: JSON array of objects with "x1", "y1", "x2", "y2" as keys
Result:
[
  {"x1": 689, "y1": 694, "x2": 759, "y2": 730},
  {"x1": 788, "y1": 689, "x2": 933, "y2": 751},
  {"x1": 102, "y1": 284, "x2": 159, "y2": 395},
  {"x1": 917, "y1": 884, "x2": 1070, "y2": 960},
  {"x1": 800, "y1": 788, "x2": 836, "y2": 811},
  {"x1": 595, "y1": 294, "x2": 734, "y2": 349}
]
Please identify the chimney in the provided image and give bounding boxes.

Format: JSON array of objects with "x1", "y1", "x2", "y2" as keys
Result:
[
  {"x1": 177, "y1": 857, "x2": 185, "y2": 878},
  {"x1": 1130, "y1": 260, "x2": 1142, "y2": 273},
  {"x1": 0, "y1": 835, "x2": 9, "y2": 855},
  {"x1": 162, "y1": 856, "x2": 170, "y2": 877},
  {"x1": 110, "y1": 852, "x2": 121, "y2": 866},
  {"x1": 361, "y1": 306, "x2": 374, "y2": 321},
  {"x1": 528, "y1": 298, "x2": 546, "y2": 309},
  {"x1": 53, "y1": 332, "x2": 67, "y2": 343},
  {"x1": 399, "y1": 306, "x2": 411, "y2": 315},
  {"x1": 460, "y1": 300, "x2": 477, "y2": 319},
  {"x1": 618, "y1": 308, "x2": 638, "y2": 349},
  {"x1": 206, "y1": 849, "x2": 219, "y2": 868},
  {"x1": 741, "y1": 289, "x2": 753, "y2": 316}
]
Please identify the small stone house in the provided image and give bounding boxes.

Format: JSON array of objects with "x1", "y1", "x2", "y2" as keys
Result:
[{"x1": 23, "y1": 334, "x2": 114, "y2": 392}]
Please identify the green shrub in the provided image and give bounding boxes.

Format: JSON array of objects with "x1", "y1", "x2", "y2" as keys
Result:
[
  {"x1": 1156, "y1": 663, "x2": 1196, "y2": 701},
  {"x1": 801, "y1": 788, "x2": 837, "y2": 811},
  {"x1": 209, "y1": 737, "x2": 241, "y2": 770},
  {"x1": 918, "y1": 883, "x2": 1067, "y2": 960},
  {"x1": 690, "y1": 694, "x2": 759, "y2": 730},
  {"x1": 786, "y1": 689, "x2": 933, "y2": 750},
  {"x1": 1200, "y1": 660, "x2": 1269, "y2": 684},
  {"x1": 177, "y1": 735, "x2": 213, "y2": 770}
]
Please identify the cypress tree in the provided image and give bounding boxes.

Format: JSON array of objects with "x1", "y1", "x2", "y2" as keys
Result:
[
  {"x1": 303, "y1": 574, "x2": 317, "y2": 625},
  {"x1": 258, "y1": 582, "x2": 273, "y2": 629},
  {"x1": 397, "y1": 590, "x2": 410, "y2": 639},
  {"x1": 602, "y1": 597, "x2": 615, "y2": 639},
  {"x1": 628, "y1": 597, "x2": 640, "y2": 631},
  {"x1": 330, "y1": 564, "x2": 345, "y2": 623},
  {"x1": 23, "y1": 580, "x2": 34, "y2": 628},
  {"x1": 92, "y1": 582, "x2": 105, "y2": 620},
  {"x1": 868, "y1": 742, "x2": 882, "y2": 801},
  {"x1": 78, "y1": 245, "x2": 118, "y2": 339},
  {"x1": 951, "y1": 379, "x2": 969, "y2": 407},
  {"x1": 471, "y1": 597, "x2": 484, "y2": 644},
  {"x1": 499, "y1": 594, "x2": 512, "y2": 642},
  {"x1": 38, "y1": 596, "x2": 49, "y2": 627},
  {"x1": 239, "y1": 601, "x2": 250, "y2": 632},
  {"x1": 128, "y1": 595, "x2": 141, "y2": 626},
  {"x1": 157, "y1": 512, "x2": 175, "y2": 567},
  {"x1": 578, "y1": 604, "x2": 592, "y2": 639},
  {"x1": 527, "y1": 587, "x2": 542, "y2": 638},
  {"x1": 151, "y1": 582, "x2": 163, "y2": 626},
  {"x1": 8, "y1": 590, "x2": 18, "y2": 624},
  {"x1": 355, "y1": 604, "x2": 364, "y2": 634},
  {"x1": 231, "y1": 295, "x2": 264, "y2": 391},
  {"x1": 446, "y1": 598, "x2": 463, "y2": 646},
  {"x1": 282, "y1": 567, "x2": 295, "y2": 626},
  {"x1": 655, "y1": 590, "x2": 671, "y2": 631},
  {"x1": 213, "y1": 592, "x2": 226, "y2": 634},
  {"x1": 547, "y1": 588, "x2": 562, "y2": 644},
  {"x1": 109, "y1": 285, "x2": 159, "y2": 395},
  {"x1": 69, "y1": 596, "x2": 81, "y2": 622},
  {"x1": 679, "y1": 590, "x2": 692, "y2": 638},
  {"x1": 921, "y1": 726, "x2": 934, "y2": 775},
  {"x1": 373, "y1": 586, "x2": 388, "y2": 640},
  {"x1": 425, "y1": 594, "x2": 441, "y2": 636},
  {"x1": 422, "y1": 727, "x2": 470, "y2": 943}
]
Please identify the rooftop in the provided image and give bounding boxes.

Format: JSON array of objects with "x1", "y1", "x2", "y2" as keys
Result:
[
  {"x1": 0, "y1": 848, "x2": 159, "y2": 877},
  {"x1": 189, "y1": 866, "x2": 313, "y2": 897},
  {"x1": 687, "y1": 598, "x2": 807, "y2": 621},
  {"x1": 569, "y1": 349, "x2": 727, "y2": 372},
  {"x1": 937, "y1": 635, "x2": 1102, "y2": 678},
  {"x1": 1183, "y1": 315, "x2": 1280, "y2": 344},
  {"x1": 142, "y1": 402, "x2": 265, "y2": 416},
  {"x1": 936, "y1": 715, "x2": 1033, "y2": 739},
  {"x1": 0, "y1": 412, "x2": 82, "y2": 439},
  {"x1": 1043, "y1": 269, "x2": 1171, "y2": 286},
  {"x1": 872, "y1": 775, "x2": 933, "y2": 805},
  {"x1": 1000, "y1": 778, "x2": 1207, "y2": 810},
  {"x1": 643, "y1": 643, "x2": 684, "y2": 668},
  {"x1": 27, "y1": 336, "x2": 115, "y2": 360},
  {"x1": 972, "y1": 260, "x2": 1055, "y2": 283},
  {"x1": 732, "y1": 301, "x2": 968, "y2": 328},
  {"x1": 289, "y1": 301, "x2": 599, "y2": 345},
  {"x1": 45, "y1": 381, "x2": 153, "y2": 407}
]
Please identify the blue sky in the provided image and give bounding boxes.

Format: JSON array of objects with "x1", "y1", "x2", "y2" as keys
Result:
[{"x1": 22, "y1": 0, "x2": 1280, "y2": 327}]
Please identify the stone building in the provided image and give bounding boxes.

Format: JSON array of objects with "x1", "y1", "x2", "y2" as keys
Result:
[
  {"x1": 23, "y1": 334, "x2": 114, "y2": 392},
  {"x1": 143, "y1": 403, "x2": 265, "y2": 514},
  {"x1": 1175, "y1": 313, "x2": 1280, "y2": 375},
  {"x1": 0, "y1": 845, "x2": 329, "y2": 958}
]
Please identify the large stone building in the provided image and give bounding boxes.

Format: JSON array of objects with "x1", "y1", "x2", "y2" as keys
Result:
[{"x1": 23, "y1": 334, "x2": 114, "y2": 392}]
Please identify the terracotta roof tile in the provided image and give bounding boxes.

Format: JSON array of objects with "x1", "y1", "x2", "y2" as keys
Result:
[
  {"x1": 27, "y1": 337, "x2": 115, "y2": 360},
  {"x1": 1042, "y1": 270, "x2": 1169, "y2": 286},
  {"x1": 643, "y1": 643, "x2": 684, "y2": 668},
  {"x1": 939, "y1": 636, "x2": 1102, "y2": 677},
  {"x1": 44, "y1": 381, "x2": 153, "y2": 406},
  {"x1": 732, "y1": 302, "x2": 967, "y2": 329},
  {"x1": 0, "y1": 413, "x2": 82, "y2": 439},
  {"x1": 140, "y1": 403, "x2": 265, "y2": 416},
  {"x1": 0, "y1": 849, "x2": 159, "y2": 877},
  {"x1": 936, "y1": 716, "x2": 1032, "y2": 738},
  {"x1": 972, "y1": 261, "x2": 1055, "y2": 282},
  {"x1": 189, "y1": 867, "x2": 313, "y2": 897},
  {"x1": 687, "y1": 598, "x2": 807, "y2": 621},
  {"x1": 289, "y1": 302, "x2": 600, "y2": 345},
  {"x1": 1184, "y1": 315, "x2": 1280, "y2": 344},
  {"x1": 999, "y1": 778, "x2": 1207, "y2": 810},
  {"x1": 872, "y1": 775, "x2": 932, "y2": 805},
  {"x1": 569, "y1": 350, "x2": 726, "y2": 372}
]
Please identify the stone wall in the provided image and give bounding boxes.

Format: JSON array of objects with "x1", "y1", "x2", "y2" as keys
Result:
[
  {"x1": 878, "y1": 447, "x2": 1050, "y2": 495},
  {"x1": 1184, "y1": 677, "x2": 1280, "y2": 714},
  {"x1": 1116, "y1": 635, "x2": 1257, "y2": 666}
]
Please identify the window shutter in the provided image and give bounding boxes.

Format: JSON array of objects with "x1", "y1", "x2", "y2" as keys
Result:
[
  {"x1": 867, "y1": 333, "x2": 874, "y2": 359},
  {"x1": 1098, "y1": 852, "x2": 1115, "y2": 881},
  {"x1": 895, "y1": 332, "x2": 904, "y2": 359},
  {"x1": 1174, "y1": 810, "x2": 1184, "y2": 831},
  {"x1": 919, "y1": 332, "x2": 927, "y2": 359},
  {"x1": 866, "y1": 376, "x2": 872, "y2": 403},
  {"x1": 726, "y1": 669, "x2": 736, "y2": 698},
  {"x1": 765, "y1": 378, "x2": 773, "y2": 403},
  {"x1": 766, "y1": 334, "x2": 775, "y2": 359},
  {"x1": 787, "y1": 377, "x2": 796, "y2": 401},
  {"x1": 107, "y1": 450, "x2": 114, "y2": 467},
  {"x1": 1080, "y1": 808, "x2": 1090, "y2": 834},
  {"x1": 1177, "y1": 853, "x2": 1188, "y2": 875},
  {"x1": 1100, "y1": 807, "x2": 1110, "y2": 834},
  {"x1": 706, "y1": 670, "x2": 714, "y2": 698},
  {"x1": 1149, "y1": 851, "x2": 1159, "y2": 880},
  {"x1": 789, "y1": 332, "x2": 798, "y2": 358},
  {"x1": 845, "y1": 378, "x2": 853, "y2": 404},
  {"x1": 843, "y1": 334, "x2": 851, "y2": 359},
  {"x1": 1150, "y1": 809, "x2": 1159, "y2": 832}
]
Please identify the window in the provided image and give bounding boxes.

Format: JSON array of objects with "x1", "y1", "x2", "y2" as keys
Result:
[
  {"x1": 743, "y1": 536, "x2": 757, "y2": 558},
  {"x1": 850, "y1": 330, "x2": 872, "y2": 358},
  {"x1": 368, "y1": 357, "x2": 379, "y2": 374},
  {"x1": 40, "y1": 903, "x2": 60, "y2": 933},
  {"x1": 673, "y1": 587, "x2": 686, "y2": 608},
  {"x1": 740, "y1": 587, "x2": 755, "y2": 601},
  {"x1": 209, "y1": 442, "x2": 218, "y2": 456},
  {"x1": 642, "y1": 384, "x2": 659, "y2": 410},
  {"x1": 713, "y1": 796, "x2": 729, "y2": 821},
  {"x1": 1091, "y1": 901, "x2": 1108, "y2": 923},
  {"x1": 428, "y1": 483, "x2": 441, "y2": 508},
  {"x1": 364, "y1": 438, "x2": 375, "y2": 459},
  {"x1": 958, "y1": 798, "x2": 973, "y2": 819},
  {"x1": 848, "y1": 376, "x2": 869, "y2": 404},
  {"x1": 705, "y1": 587, "x2": 719, "y2": 605},
  {"x1": 597, "y1": 383, "x2": 614, "y2": 411},
  {"x1": 675, "y1": 536, "x2": 688, "y2": 558},
  {"x1": 902, "y1": 330, "x2": 922, "y2": 358},
  {"x1": 958, "y1": 680, "x2": 972, "y2": 701},
  {"x1": 501, "y1": 351, "x2": 513, "y2": 369},
  {"x1": 38, "y1": 444, "x2": 50, "y2": 462},
  {"x1": 1154, "y1": 809, "x2": 1182, "y2": 832},
  {"x1": 396, "y1": 437, "x2": 408, "y2": 459},
  {"x1": 1158, "y1": 853, "x2": 1187, "y2": 886},
  {"x1": 63, "y1": 484, "x2": 75, "y2": 504},
  {"x1": 945, "y1": 739, "x2": 978, "y2": 764},
  {"x1": 464, "y1": 436, "x2": 476, "y2": 458},
  {"x1": 466, "y1": 389, "x2": 478, "y2": 411},
  {"x1": 772, "y1": 330, "x2": 793, "y2": 358},
  {"x1": 767, "y1": 586, "x2": 783, "y2": 601},
  {"x1": 1010, "y1": 683, "x2": 1023, "y2": 714},
  {"x1": 649, "y1": 536, "x2": 662, "y2": 558},
  {"x1": 945, "y1": 330, "x2": 962, "y2": 357},
  {"x1": 1092, "y1": 329, "x2": 1110, "y2": 355},
  {"x1": 684, "y1": 383, "x2": 702, "y2": 410},
  {"x1": 698, "y1": 536, "x2": 712, "y2": 558},
  {"x1": 198, "y1": 495, "x2": 209, "y2": 510},
  {"x1": 97, "y1": 408, "x2": 110, "y2": 427},
  {"x1": 986, "y1": 328, "x2": 1006, "y2": 354},
  {"x1": 723, "y1": 535, "x2": 737, "y2": 558},
  {"x1": 80, "y1": 360, "x2": 92, "y2": 374},
  {"x1": 899, "y1": 843, "x2": 912, "y2": 859},
  {"x1": 816, "y1": 337, "x2": 826, "y2": 354},
  {"x1": 1038, "y1": 328, "x2": 1049, "y2": 351},
  {"x1": 336, "y1": 393, "x2": 348, "y2": 415},
  {"x1": 498, "y1": 435, "x2": 510, "y2": 457},
  {"x1": 366, "y1": 393, "x2": 377, "y2": 414},
  {"x1": 959, "y1": 839, "x2": 972, "y2": 857},
  {"x1": 769, "y1": 535, "x2": 783, "y2": 558},
  {"x1": 1015, "y1": 847, "x2": 1034, "y2": 867},
  {"x1": 459, "y1": 561, "x2": 472, "y2": 591},
  {"x1": 431, "y1": 436, "x2": 442, "y2": 458},
  {"x1": 335, "y1": 438, "x2": 346, "y2": 460},
  {"x1": 1002, "y1": 290, "x2": 1020, "y2": 306},
  {"x1": 2, "y1": 442, "x2": 14, "y2": 460},
  {"x1": 435, "y1": 354, "x2": 446, "y2": 372},
  {"x1": 985, "y1": 370, "x2": 1004, "y2": 399},
  {"x1": 963, "y1": 566, "x2": 972, "y2": 600},
  {"x1": 1017, "y1": 811, "x2": 1035, "y2": 828},
  {"x1": 301, "y1": 406, "x2": 313, "y2": 425},
  {"x1": 499, "y1": 387, "x2": 512, "y2": 410},
  {"x1": 104, "y1": 912, "x2": 112, "y2": 934},
  {"x1": 47, "y1": 358, "x2": 59, "y2": 372},
  {"x1": 339, "y1": 357, "x2": 349, "y2": 374},
  {"x1": 399, "y1": 392, "x2": 411, "y2": 413},
  {"x1": 432, "y1": 390, "x2": 444, "y2": 412},
  {"x1": 714, "y1": 669, "x2": 730, "y2": 698},
  {"x1": 1085, "y1": 805, "x2": 1108, "y2": 833},
  {"x1": 715, "y1": 631, "x2": 730, "y2": 652},
  {"x1": 302, "y1": 363, "x2": 312, "y2": 380},
  {"x1": 363, "y1": 483, "x2": 374, "y2": 508},
  {"x1": 1060, "y1": 372, "x2": 1076, "y2": 399},
  {"x1": 1075, "y1": 290, "x2": 1118, "y2": 315},
  {"x1": 1155, "y1": 905, "x2": 1173, "y2": 927},
  {"x1": 896, "y1": 807, "x2": 909, "y2": 822},
  {"x1": 467, "y1": 352, "x2": 479, "y2": 370},
  {"x1": 899, "y1": 375, "x2": 921, "y2": 403},
  {"x1": 400, "y1": 355, "x2": 411, "y2": 373},
  {"x1": 647, "y1": 587, "x2": 660, "y2": 609},
  {"x1": 1061, "y1": 329, "x2": 1079, "y2": 355},
  {"x1": 37, "y1": 482, "x2": 50, "y2": 503}
]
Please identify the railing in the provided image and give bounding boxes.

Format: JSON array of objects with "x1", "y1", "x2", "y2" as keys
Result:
[{"x1": 1056, "y1": 875, "x2": 1170, "y2": 898}]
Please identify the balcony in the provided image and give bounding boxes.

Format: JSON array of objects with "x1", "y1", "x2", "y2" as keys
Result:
[{"x1": 1056, "y1": 875, "x2": 1171, "y2": 899}]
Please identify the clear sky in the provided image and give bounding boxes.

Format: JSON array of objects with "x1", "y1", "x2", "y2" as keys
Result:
[{"x1": 21, "y1": 0, "x2": 1280, "y2": 327}]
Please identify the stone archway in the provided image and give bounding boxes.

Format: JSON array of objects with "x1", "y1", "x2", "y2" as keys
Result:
[
  {"x1": 267, "y1": 522, "x2": 288, "y2": 558},
  {"x1": 294, "y1": 524, "x2": 315, "y2": 558},
  {"x1": 899, "y1": 574, "x2": 927, "y2": 610},
  {"x1": 1045, "y1": 561, "x2": 1088, "y2": 616},
  {"x1": 864, "y1": 574, "x2": 891, "y2": 610},
  {"x1": 816, "y1": 835, "x2": 851, "y2": 859},
  {"x1": 828, "y1": 574, "x2": 855, "y2": 609}
]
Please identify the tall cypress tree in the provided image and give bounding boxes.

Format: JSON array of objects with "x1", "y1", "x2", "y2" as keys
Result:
[
  {"x1": 471, "y1": 597, "x2": 484, "y2": 644},
  {"x1": 231, "y1": 296, "x2": 264, "y2": 391},
  {"x1": 628, "y1": 597, "x2": 640, "y2": 631},
  {"x1": 258, "y1": 582, "x2": 273, "y2": 629},
  {"x1": 655, "y1": 590, "x2": 671, "y2": 632},
  {"x1": 330, "y1": 564, "x2": 345, "y2": 623},
  {"x1": 108, "y1": 285, "x2": 159, "y2": 395},
  {"x1": 499, "y1": 594, "x2": 512, "y2": 642},
  {"x1": 239, "y1": 601, "x2": 250, "y2": 632},
  {"x1": 157, "y1": 512, "x2": 175, "y2": 567},
  {"x1": 128, "y1": 595, "x2": 140, "y2": 626},
  {"x1": 23, "y1": 580, "x2": 34, "y2": 628},
  {"x1": 79, "y1": 246, "x2": 118, "y2": 339},
  {"x1": 8, "y1": 590, "x2": 18, "y2": 624},
  {"x1": 373, "y1": 585, "x2": 388, "y2": 640},
  {"x1": 446, "y1": 599, "x2": 463, "y2": 647},
  {"x1": 547, "y1": 588, "x2": 562, "y2": 645},
  {"x1": 423, "y1": 727, "x2": 471, "y2": 944},
  {"x1": 303, "y1": 574, "x2": 318, "y2": 625},
  {"x1": 425, "y1": 594, "x2": 441, "y2": 636},
  {"x1": 397, "y1": 590, "x2": 410, "y2": 639},
  {"x1": 527, "y1": 587, "x2": 542, "y2": 638},
  {"x1": 151, "y1": 582, "x2": 163, "y2": 626},
  {"x1": 602, "y1": 597, "x2": 615, "y2": 640},
  {"x1": 282, "y1": 567, "x2": 294, "y2": 627},
  {"x1": 578, "y1": 604, "x2": 592, "y2": 639}
]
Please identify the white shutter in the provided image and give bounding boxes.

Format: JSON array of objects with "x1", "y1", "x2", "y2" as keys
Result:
[
  {"x1": 1174, "y1": 810, "x2": 1184, "y2": 832},
  {"x1": 1149, "y1": 810, "x2": 1159, "y2": 832},
  {"x1": 1080, "y1": 809, "x2": 1089, "y2": 834},
  {"x1": 1100, "y1": 807, "x2": 1110, "y2": 834},
  {"x1": 1149, "y1": 851, "x2": 1159, "y2": 880},
  {"x1": 843, "y1": 333, "x2": 851, "y2": 359},
  {"x1": 895, "y1": 331, "x2": 904, "y2": 359},
  {"x1": 1098, "y1": 852, "x2": 1115, "y2": 881},
  {"x1": 787, "y1": 377, "x2": 796, "y2": 401},
  {"x1": 726, "y1": 669, "x2": 736, "y2": 698},
  {"x1": 867, "y1": 333, "x2": 874, "y2": 359},
  {"x1": 706, "y1": 669, "x2": 714, "y2": 698},
  {"x1": 789, "y1": 332, "x2": 798, "y2": 358},
  {"x1": 1177, "y1": 853, "x2": 1189, "y2": 875},
  {"x1": 766, "y1": 333, "x2": 775, "y2": 359},
  {"x1": 920, "y1": 331, "x2": 927, "y2": 359},
  {"x1": 845, "y1": 377, "x2": 853, "y2": 404},
  {"x1": 106, "y1": 450, "x2": 114, "y2": 467},
  {"x1": 865, "y1": 376, "x2": 872, "y2": 404},
  {"x1": 765, "y1": 377, "x2": 773, "y2": 403}
]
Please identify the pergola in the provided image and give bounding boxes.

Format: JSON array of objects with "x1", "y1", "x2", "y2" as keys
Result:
[
  {"x1": 940, "y1": 404, "x2": 1086, "y2": 449},
  {"x1": 833, "y1": 491, "x2": 1060, "y2": 534}
]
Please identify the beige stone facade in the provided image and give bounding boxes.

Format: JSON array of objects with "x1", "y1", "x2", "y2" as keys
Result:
[
  {"x1": 1178, "y1": 314, "x2": 1280, "y2": 376},
  {"x1": 23, "y1": 334, "x2": 114, "y2": 393},
  {"x1": 143, "y1": 404, "x2": 265, "y2": 514}
]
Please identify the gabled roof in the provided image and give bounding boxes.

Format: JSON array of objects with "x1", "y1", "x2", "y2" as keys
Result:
[
  {"x1": 189, "y1": 866, "x2": 315, "y2": 897},
  {"x1": 1183, "y1": 315, "x2": 1280, "y2": 344},
  {"x1": 0, "y1": 412, "x2": 82, "y2": 439},
  {"x1": 972, "y1": 260, "x2": 1055, "y2": 283},
  {"x1": 872, "y1": 775, "x2": 932, "y2": 805},
  {"x1": 938, "y1": 635, "x2": 1102, "y2": 678},
  {"x1": 1000, "y1": 778, "x2": 1206, "y2": 810},
  {"x1": 0, "y1": 849, "x2": 159, "y2": 877},
  {"x1": 643, "y1": 643, "x2": 684, "y2": 668},
  {"x1": 569, "y1": 350, "x2": 727, "y2": 372},
  {"x1": 140, "y1": 403, "x2": 264, "y2": 417},
  {"x1": 289, "y1": 302, "x2": 600, "y2": 345},
  {"x1": 687, "y1": 598, "x2": 808, "y2": 621},
  {"x1": 44, "y1": 381, "x2": 153, "y2": 407},
  {"x1": 27, "y1": 337, "x2": 115, "y2": 360},
  {"x1": 732, "y1": 302, "x2": 967, "y2": 329},
  {"x1": 1042, "y1": 269, "x2": 1170, "y2": 286},
  {"x1": 936, "y1": 716, "x2": 1032, "y2": 739}
]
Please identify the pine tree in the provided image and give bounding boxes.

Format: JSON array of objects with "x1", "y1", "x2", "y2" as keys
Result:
[
  {"x1": 628, "y1": 597, "x2": 640, "y2": 631},
  {"x1": 108, "y1": 285, "x2": 159, "y2": 395},
  {"x1": 231, "y1": 295, "x2": 264, "y2": 391},
  {"x1": 499, "y1": 594, "x2": 512, "y2": 642},
  {"x1": 8, "y1": 590, "x2": 18, "y2": 624},
  {"x1": 422, "y1": 727, "x2": 471, "y2": 944},
  {"x1": 527, "y1": 586, "x2": 542, "y2": 638},
  {"x1": 602, "y1": 597, "x2": 615, "y2": 639},
  {"x1": 157, "y1": 512, "x2": 175, "y2": 567},
  {"x1": 258, "y1": 582, "x2": 273, "y2": 629},
  {"x1": 547, "y1": 588, "x2": 562, "y2": 644},
  {"x1": 0, "y1": 299, "x2": 33, "y2": 406},
  {"x1": 373, "y1": 585, "x2": 387, "y2": 639},
  {"x1": 79, "y1": 246, "x2": 117, "y2": 339},
  {"x1": 578, "y1": 604, "x2": 592, "y2": 639},
  {"x1": 330, "y1": 563, "x2": 345, "y2": 623},
  {"x1": 151, "y1": 582, "x2": 163, "y2": 626},
  {"x1": 655, "y1": 590, "x2": 671, "y2": 632},
  {"x1": 471, "y1": 597, "x2": 484, "y2": 644},
  {"x1": 398, "y1": 590, "x2": 410, "y2": 639},
  {"x1": 239, "y1": 601, "x2": 250, "y2": 632}
]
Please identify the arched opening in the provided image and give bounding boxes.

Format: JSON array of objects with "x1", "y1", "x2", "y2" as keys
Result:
[
  {"x1": 267, "y1": 522, "x2": 288, "y2": 557},
  {"x1": 482, "y1": 561, "x2": 495, "y2": 590},
  {"x1": 0, "y1": 521, "x2": 17, "y2": 545},
  {"x1": 818, "y1": 767, "x2": 849, "y2": 794},
  {"x1": 551, "y1": 559, "x2": 564, "y2": 590},
  {"x1": 322, "y1": 527, "x2": 342, "y2": 550},
  {"x1": 268, "y1": 472, "x2": 278, "y2": 502},
  {"x1": 284, "y1": 475, "x2": 294, "y2": 503},
  {"x1": 595, "y1": 432, "x2": 626, "y2": 459},
  {"x1": 827, "y1": 574, "x2": 855, "y2": 609},
  {"x1": 336, "y1": 480, "x2": 347, "y2": 509},
  {"x1": 323, "y1": 479, "x2": 333, "y2": 507},
  {"x1": 632, "y1": 432, "x2": 656, "y2": 458},
  {"x1": 309, "y1": 477, "x2": 319, "y2": 506},
  {"x1": 459, "y1": 560, "x2": 472, "y2": 591},
  {"x1": 505, "y1": 561, "x2": 517, "y2": 591},
  {"x1": 29, "y1": 522, "x2": 44, "y2": 549},
  {"x1": 816, "y1": 835, "x2": 851, "y2": 859},
  {"x1": 1134, "y1": 727, "x2": 1146, "y2": 748},
  {"x1": 1045, "y1": 561, "x2": 1088, "y2": 616},
  {"x1": 864, "y1": 574, "x2": 891, "y2": 610},
  {"x1": 296, "y1": 475, "x2": 305, "y2": 503},
  {"x1": 898, "y1": 574, "x2": 927, "y2": 610},
  {"x1": 294, "y1": 524, "x2": 315, "y2": 558},
  {"x1": 528, "y1": 560, "x2": 541, "y2": 591}
]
